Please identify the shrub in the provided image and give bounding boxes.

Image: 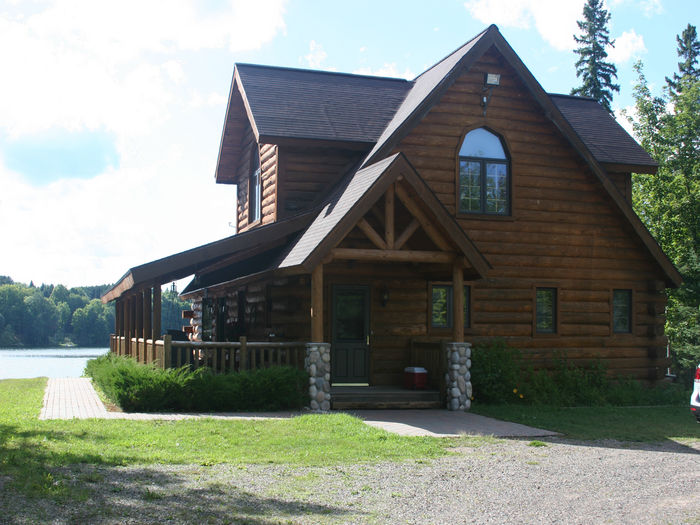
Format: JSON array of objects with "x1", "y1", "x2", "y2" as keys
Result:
[
  {"x1": 85, "y1": 353, "x2": 309, "y2": 412},
  {"x1": 469, "y1": 340, "x2": 689, "y2": 407},
  {"x1": 470, "y1": 339, "x2": 523, "y2": 404}
]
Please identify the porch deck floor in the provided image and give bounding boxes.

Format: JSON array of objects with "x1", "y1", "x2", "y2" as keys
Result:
[{"x1": 330, "y1": 385, "x2": 442, "y2": 410}]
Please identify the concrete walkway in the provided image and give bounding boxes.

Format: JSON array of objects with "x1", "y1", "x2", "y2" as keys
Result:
[{"x1": 39, "y1": 378, "x2": 558, "y2": 437}]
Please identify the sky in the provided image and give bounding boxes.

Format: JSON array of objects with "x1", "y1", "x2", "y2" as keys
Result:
[{"x1": 0, "y1": 0, "x2": 697, "y2": 289}]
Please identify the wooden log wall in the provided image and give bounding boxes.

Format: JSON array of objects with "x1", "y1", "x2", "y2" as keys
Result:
[
  {"x1": 278, "y1": 147, "x2": 363, "y2": 218},
  {"x1": 236, "y1": 121, "x2": 278, "y2": 231},
  {"x1": 389, "y1": 46, "x2": 669, "y2": 380}
]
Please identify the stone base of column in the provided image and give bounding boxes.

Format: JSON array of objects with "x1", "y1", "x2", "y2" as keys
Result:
[
  {"x1": 306, "y1": 343, "x2": 331, "y2": 411},
  {"x1": 444, "y1": 342, "x2": 472, "y2": 411}
]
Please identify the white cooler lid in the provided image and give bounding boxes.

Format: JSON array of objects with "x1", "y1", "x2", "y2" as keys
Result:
[{"x1": 404, "y1": 367, "x2": 427, "y2": 373}]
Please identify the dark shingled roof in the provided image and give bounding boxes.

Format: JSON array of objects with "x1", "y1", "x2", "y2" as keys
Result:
[
  {"x1": 550, "y1": 94, "x2": 658, "y2": 170},
  {"x1": 236, "y1": 64, "x2": 411, "y2": 143}
]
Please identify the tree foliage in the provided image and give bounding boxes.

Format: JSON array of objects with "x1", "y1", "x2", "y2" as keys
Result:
[
  {"x1": 570, "y1": 0, "x2": 620, "y2": 112},
  {"x1": 628, "y1": 25, "x2": 700, "y2": 386}
]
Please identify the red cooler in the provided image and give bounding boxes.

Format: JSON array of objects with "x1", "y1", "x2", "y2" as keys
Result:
[{"x1": 403, "y1": 367, "x2": 428, "y2": 389}]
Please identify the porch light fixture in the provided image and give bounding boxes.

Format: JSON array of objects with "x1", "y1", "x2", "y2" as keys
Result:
[
  {"x1": 381, "y1": 286, "x2": 389, "y2": 307},
  {"x1": 481, "y1": 72, "x2": 501, "y2": 116}
]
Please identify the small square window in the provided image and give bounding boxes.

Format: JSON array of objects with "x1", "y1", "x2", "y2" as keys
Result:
[
  {"x1": 536, "y1": 288, "x2": 557, "y2": 334},
  {"x1": 613, "y1": 289, "x2": 632, "y2": 333},
  {"x1": 430, "y1": 284, "x2": 471, "y2": 330}
]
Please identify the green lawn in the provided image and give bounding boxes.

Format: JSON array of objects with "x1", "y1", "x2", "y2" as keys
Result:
[
  {"x1": 471, "y1": 403, "x2": 700, "y2": 442},
  {"x1": 0, "y1": 378, "x2": 449, "y2": 499}
]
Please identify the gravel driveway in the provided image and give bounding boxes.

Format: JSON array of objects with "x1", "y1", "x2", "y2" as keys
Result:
[{"x1": 2, "y1": 437, "x2": 699, "y2": 524}]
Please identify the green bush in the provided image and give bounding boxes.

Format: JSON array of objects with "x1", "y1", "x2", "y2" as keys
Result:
[
  {"x1": 470, "y1": 340, "x2": 689, "y2": 407},
  {"x1": 470, "y1": 339, "x2": 523, "y2": 404},
  {"x1": 85, "y1": 353, "x2": 309, "y2": 412}
]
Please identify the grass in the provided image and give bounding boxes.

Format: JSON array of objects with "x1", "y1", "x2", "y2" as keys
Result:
[
  {"x1": 471, "y1": 403, "x2": 700, "y2": 442},
  {"x1": 0, "y1": 378, "x2": 450, "y2": 500}
]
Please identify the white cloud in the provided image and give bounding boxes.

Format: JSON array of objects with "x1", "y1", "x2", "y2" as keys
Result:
[
  {"x1": 0, "y1": 1, "x2": 287, "y2": 287},
  {"x1": 303, "y1": 40, "x2": 328, "y2": 69},
  {"x1": 464, "y1": 0, "x2": 584, "y2": 50},
  {"x1": 611, "y1": 0, "x2": 664, "y2": 17},
  {"x1": 353, "y1": 63, "x2": 415, "y2": 80},
  {"x1": 0, "y1": 0, "x2": 287, "y2": 138},
  {"x1": 608, "y1": 30, "x2": 646, "y2": 64}
]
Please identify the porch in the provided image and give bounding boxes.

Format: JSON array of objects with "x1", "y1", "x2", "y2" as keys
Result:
[{"x1": 108, "y1": 333, "x2": 460, "y2": 410}]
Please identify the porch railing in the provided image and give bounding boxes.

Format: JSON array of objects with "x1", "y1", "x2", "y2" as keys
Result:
[{"x1": 109, "y1": 334, "x2": 306, "y2": 374}]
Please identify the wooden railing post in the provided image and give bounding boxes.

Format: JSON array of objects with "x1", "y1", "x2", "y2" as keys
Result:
[
  {"x1": 239, "y1": 336, "x2": 247, "y2": 371},
  {"x1": 163, "y1": 334, "x2": 172, "y2": 369}
]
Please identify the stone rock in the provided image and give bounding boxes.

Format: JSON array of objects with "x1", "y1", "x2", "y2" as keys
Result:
[
  {"x1": 310, "y1": 400, "x2": 319, "y2": 410},
  {"x1": 309, "y1": 351, "x2": 320, "y2": 362},
  {"x1": 459, "y1": 366, "x2": 467, "y2": 375},
  {"x1": 457, "y1": 376, "x2": 466, "y2": 392},
  {"x1": 309, "y1": 385, "x2": 317, "y2": 399},
  {"x1": 324, "y1": 392, "x2": 331, "y2": 401},
  {"x1": 324, "y1": 373, "x2": 330, "y2": 381},
  {"x1": 464, "y1": 371, "x2": 471, "y2": 381},
  {"x1": 449, "y1": 398, "x2": 460, "y2": 411},
  {"x1": 451, "y1": 351, "x2": 460, "y2": 363},
  {"x1": 451, "y1": 387, "x2": 461, "y2": 398},
  {"x1": 464, "y1": 399, "x2": 471, "y2": 411},
  {"x1": 316, "y1": 391, "x2": 325, "y2": 403},
  {"x1": 466, "y1": 359, "x2": 471, "y2": 369},
  {"x1": 315, "y1": 378, "x2": 325, "y2": 390},
  {"x1": 465, "y1": 347, "x2": 471, "y2": 359},
  {"x1": 309, "y1": 377, "x2": 316, "y2": 386},
  {"x1": 321, "y1": 351, "x2": 330, "y2": 362},
  {"x1": 466, "y1": 383, "x2": 473, "y2": 398},
  {"x1": 321, "y1": 400, "x2": 330, "y2": 411},
  {"x1": 451, "y1": 364, "x2": 460, "y2": 370},
  {"x1": 309, "y1": 363, "x2": 317, "y2": 377}
]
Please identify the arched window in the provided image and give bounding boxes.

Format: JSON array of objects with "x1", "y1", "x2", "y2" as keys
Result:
[{"x1": 458, "y1": 128, "x2": 510, "y2": 215}]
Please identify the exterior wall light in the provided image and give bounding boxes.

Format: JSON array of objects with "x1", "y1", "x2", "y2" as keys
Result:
[{"x1": 481, "y1": 73, "x2": 501, "y2": 116}]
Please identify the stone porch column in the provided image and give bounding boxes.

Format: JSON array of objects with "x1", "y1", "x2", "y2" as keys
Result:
[
  {"x1": 445, "y1": 342, "x2": 472, "y2": 411},
  {"x1": 306, "y1": 342, "x2": 331, "y2": 411}
]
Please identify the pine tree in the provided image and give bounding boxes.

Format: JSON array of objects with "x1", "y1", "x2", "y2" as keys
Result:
[
  {"x1": 570, "y1": 0, "x2": 620, "y2": 112},
  {"x1": 666, "y1": 24, "x2": 700, "y2": 96}
]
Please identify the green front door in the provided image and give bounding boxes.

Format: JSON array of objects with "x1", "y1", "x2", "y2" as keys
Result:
[{"x1": 331, "y1": 285, "x2": 370, "y2": 384}]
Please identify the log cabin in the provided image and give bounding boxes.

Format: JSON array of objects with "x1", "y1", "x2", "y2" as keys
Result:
[{"x1": 102, "y1": 25, "x2": 680, "y2": 410}]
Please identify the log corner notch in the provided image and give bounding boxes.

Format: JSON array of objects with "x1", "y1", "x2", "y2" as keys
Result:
[{"x1": 311, "y1": 264, "x2": 324, "y2": 342}]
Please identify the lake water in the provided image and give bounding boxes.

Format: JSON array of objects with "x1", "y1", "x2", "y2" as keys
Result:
[{"x1": 0, "y1": 348, "x2": 109, "y2": 379}]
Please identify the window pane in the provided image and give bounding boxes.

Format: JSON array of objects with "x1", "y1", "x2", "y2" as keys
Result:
[
  {"x1": 485, "y1": 163, "x2": 508, "y2": 214},
  {"x1": 335, "y1": 291, "x2": 366, "y2": 340},
  {"x1": 459, "y1": 161, "x2": 481, "y2": 213},
  {"x1": 613, "y1": 290, "x2": 632, "y2": 333},
  {"x1": 459, "y1": 128, "x2": 506, "y2": 159},
  {"x1": 431, "y1": 286, "x2": 452, "y2": 328},
  {"x1": 536, "y1": 288, "x2": 556, "y2": 333}
]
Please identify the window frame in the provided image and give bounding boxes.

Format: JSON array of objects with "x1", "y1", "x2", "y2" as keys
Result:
[
  {"x1": 248, "y1": 145, "x2": 262, "y2": 225},
  {"x1": 456, "y1": 127, "x2": 512, "y2": 217},
  {"x1": 533, "y1": 286, "x2": 559, "y2": 336},
  {"x1": 611, "y1": 289, "x2": 633, "y2": 334},
  {"x1": 429, "y1": 282, "x2": 472, "y2": 334}
]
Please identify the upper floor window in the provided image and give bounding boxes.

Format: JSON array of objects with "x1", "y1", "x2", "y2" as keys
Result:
[
  {"x1": 248, "y1": 148, "x2": 261, "y2": 223},
  {"x1": 458, "y1": 128, "x2": 510, "y2": 215}
]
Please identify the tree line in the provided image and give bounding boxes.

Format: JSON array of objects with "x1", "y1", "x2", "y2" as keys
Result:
[
  {"x1": 0, "y1": 277, "x2": 190, "y2": 348},
  {"x1": 572, "y1": 1, "x2": 699, "y2": 384}
]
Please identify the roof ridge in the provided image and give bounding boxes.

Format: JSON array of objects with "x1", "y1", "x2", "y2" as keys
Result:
[
  {"x1": 235, "y1": 62, "x2": 412, "y2": 84},
  {"x1": 548, "y1": 93, "x2": 597, "y2": 102}
]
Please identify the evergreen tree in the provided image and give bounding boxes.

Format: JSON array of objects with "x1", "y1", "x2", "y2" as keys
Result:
[
  {"x1": 571, "y1": 0, "x2": 620, "y2": 112},
  {"x1": 666, "y1": 24, "x2": 700, "y2": 96}
]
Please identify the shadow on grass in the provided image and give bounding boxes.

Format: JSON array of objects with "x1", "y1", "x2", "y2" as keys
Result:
[
  {"x1": 470, "y1": 404, "x2": 700, "y2": 454},
  {"x1": 0, "y1": 426, "x2": 359, "y2": 524}
]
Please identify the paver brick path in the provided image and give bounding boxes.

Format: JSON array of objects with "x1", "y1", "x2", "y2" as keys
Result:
[{"x1": 39, "y1": 378, "x2": 557, "y2": 437}]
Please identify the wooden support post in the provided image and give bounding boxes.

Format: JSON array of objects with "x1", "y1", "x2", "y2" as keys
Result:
[
  {"x1": 385, "y1": 183, "x2": 395, "y2": 249},
  {"x1": 239, "y1": 336, "x2": 247, "y2": 371},
  {"x1": 311, "y1": 264, "x2": 324, "y2": 342},
  {"x1": 152, "y1": 285, "x2": 162, "y2": 340},
  {"x1": 453, "y1": 264, "x2": 464, "y2": 343},
  {"x1": 114, "y1": 299, "x2": 121, "y2": 338},
  {"x1": 125, "y1": 296, "x2": 132, "y2": 355},
  {"x1": 135, "y1": 292, "x2": 143, "y2": 363},
  {"x1": 143, "y1": 288, "x2": 152, "y2": 343},
  {"x1": 162, "y1": 334, "x2": 172, "y2": 369}
]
